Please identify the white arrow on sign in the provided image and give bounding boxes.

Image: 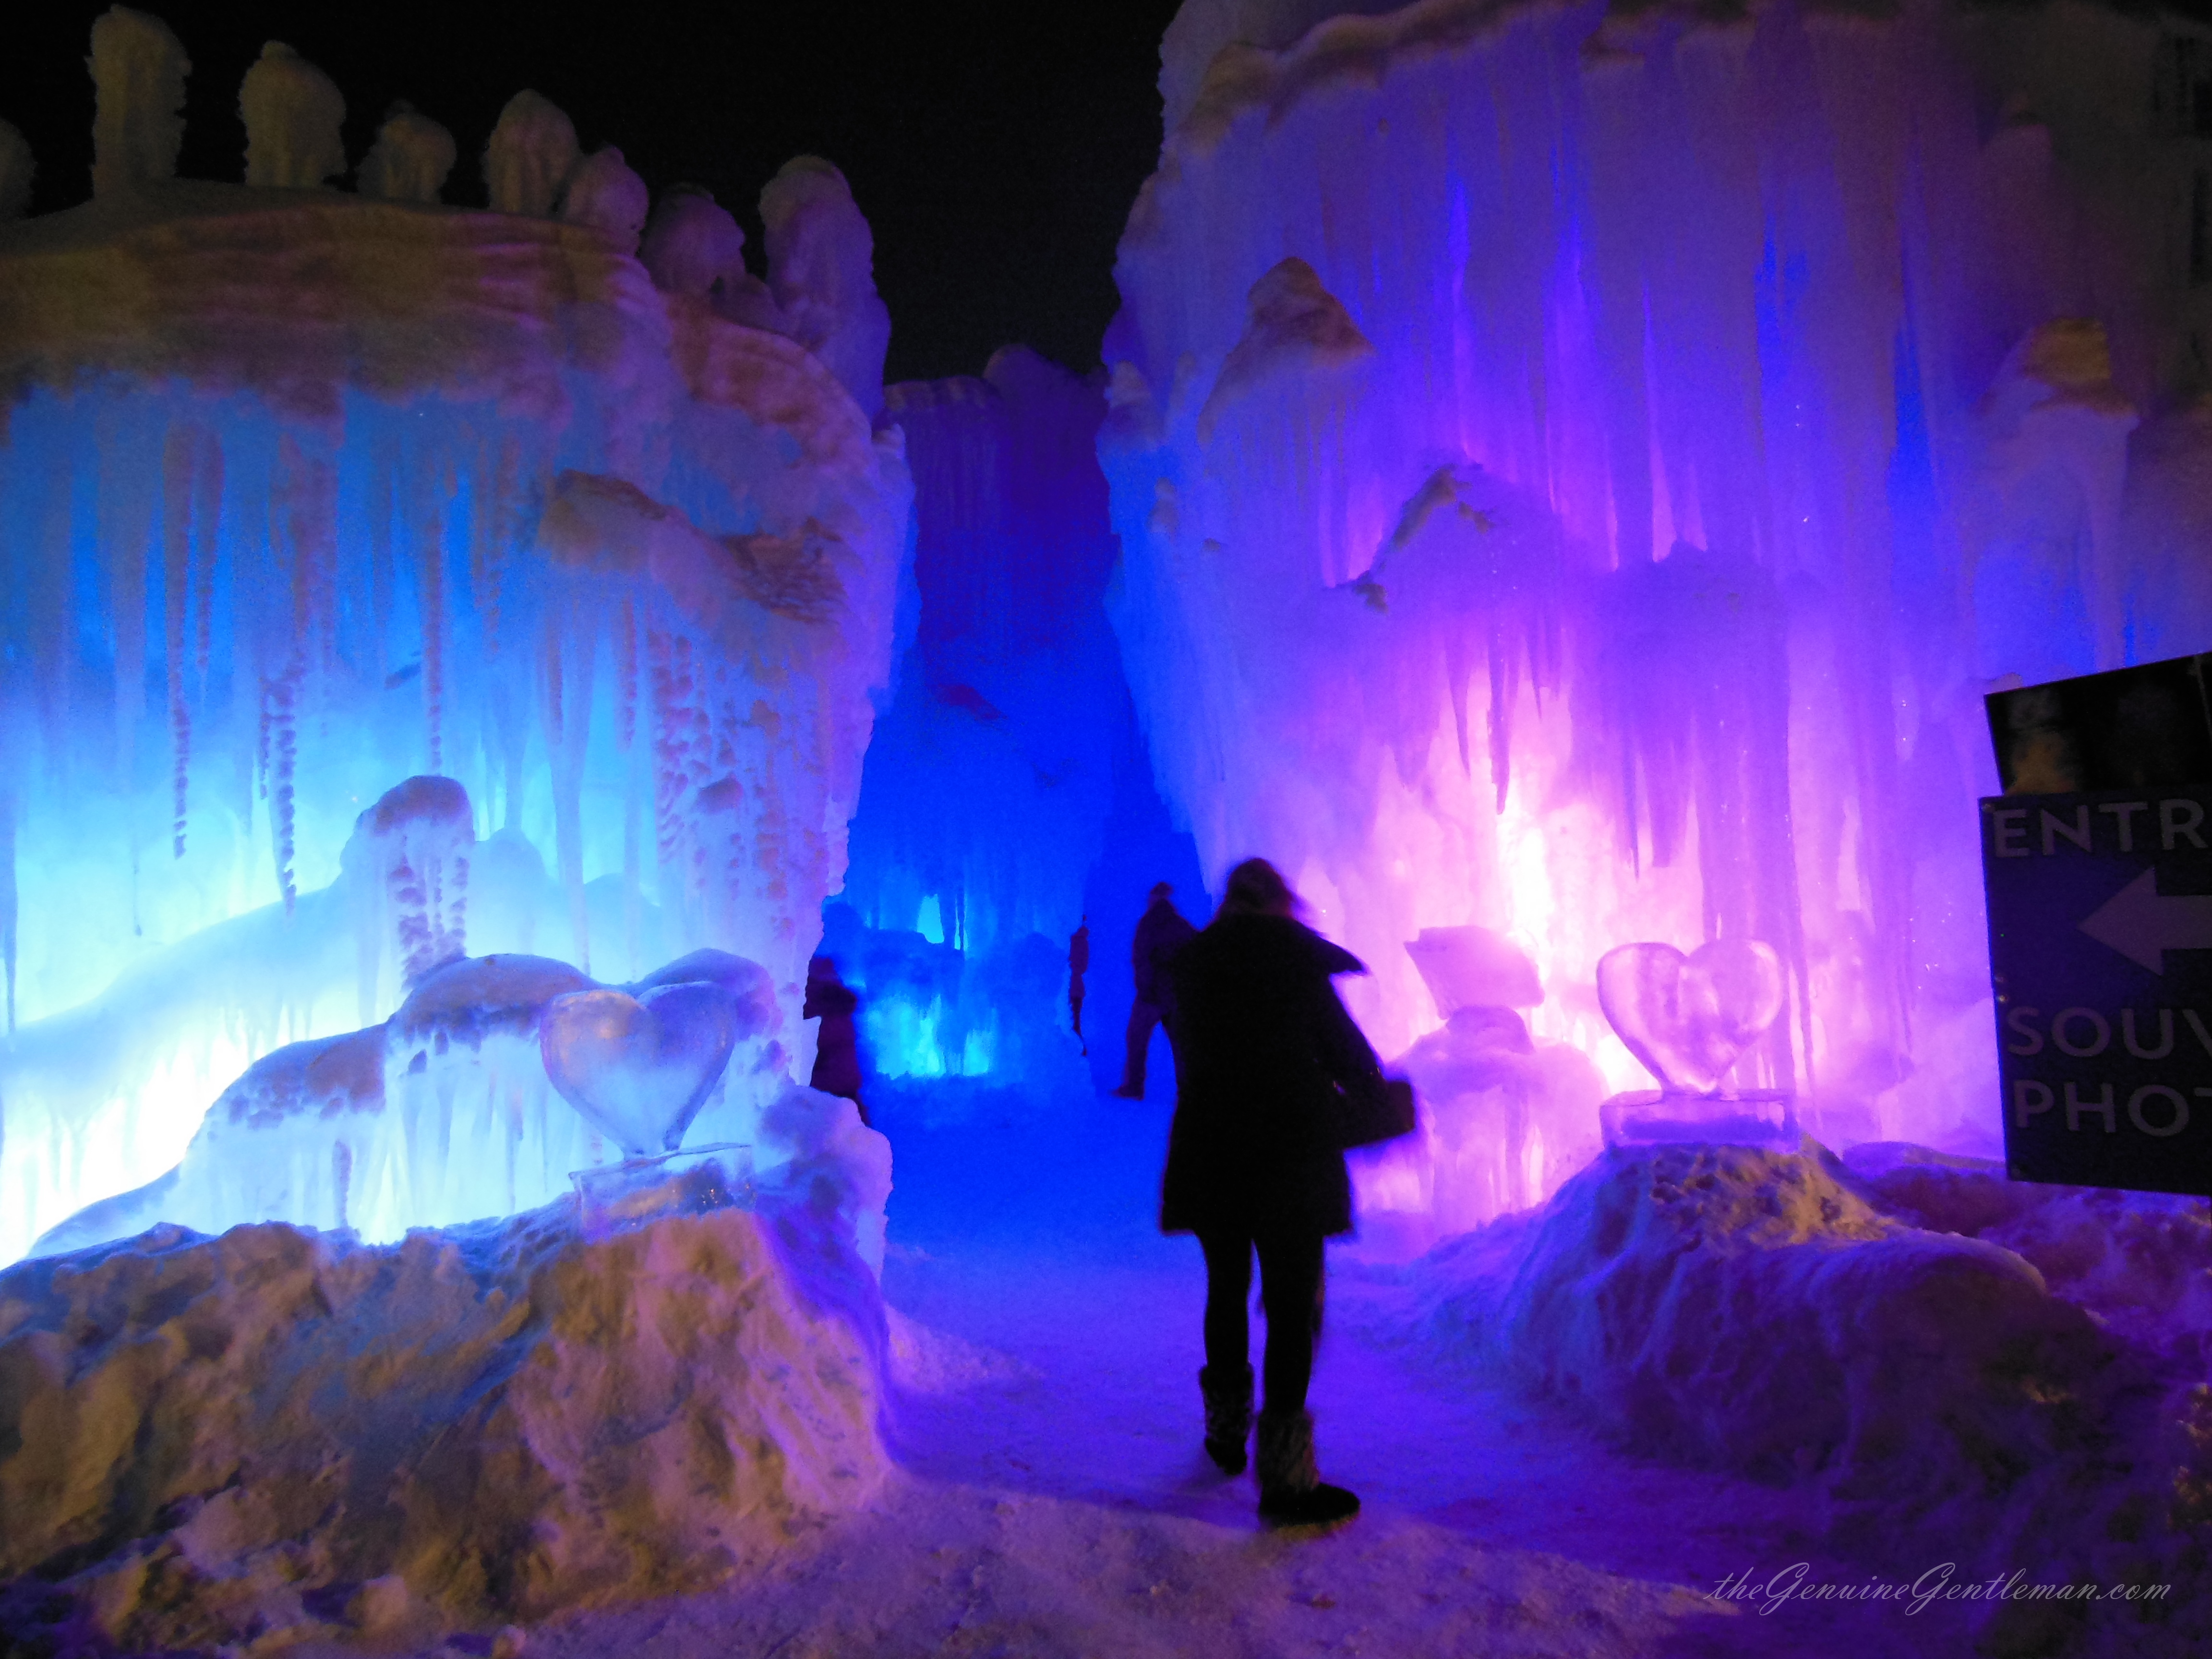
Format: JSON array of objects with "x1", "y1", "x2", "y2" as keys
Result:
[{"x1": 2078, "y1": 868, "x2": 2212, "y2": 974}]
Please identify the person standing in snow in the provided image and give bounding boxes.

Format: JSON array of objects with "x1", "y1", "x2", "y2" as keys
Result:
[
  {"x1": 1114, "y1": 881, "x2": 1197, "y2": 1099},
  {"x1": 1158, "y1": 857, "x2": 1375, "y2": 1527},
  {"x1": 804, "y1": 955, "x2": 868, "y2": 1127}
]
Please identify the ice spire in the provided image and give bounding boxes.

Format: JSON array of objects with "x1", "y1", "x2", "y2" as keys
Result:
[
  {"x1": 240, "y1": 43, "x2": 346, "y2": 189},
  {"x1": 559, "y1": 146, "x2": 650, "y2": 255},
  {"x1": 640, "y1": 186, "x2": 786, "y2": 331},
  {"x1": 358, "y1": 103, "x2": 455, "y2": 204},
  {"x1": 641, "y1": 187, "x2": 748, "y2": 295},
  {"x1": 484, "y1": 91, "x2": 579, "y2": 216},
  {"x1": 759, "y1": 157, "x2": 891, "y2": 416},
  {"x1": 88, "y1": 6, "x2": 189, "y2": 197}
]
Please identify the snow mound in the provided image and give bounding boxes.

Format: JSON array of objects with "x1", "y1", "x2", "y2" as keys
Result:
[
  {"x1": 1839, "y1": 1142, "x2": 2212, "y2": 1358},
  {"x1": 1397, "y1": 1144, "x2": 2207, "y2": 1654},
  {"x1": 0, "y1": 1187, "x2": 888, "y2": 1650}
]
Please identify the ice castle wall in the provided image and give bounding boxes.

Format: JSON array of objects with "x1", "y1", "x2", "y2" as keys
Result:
[
  {"x1": 834, "y1": 351, "x2": 1123, "y2": 1090},
  {"x1": 0, "y1": 185, "x2": 910, "y2": 1264},
  {"x1": 1104, "y1": 0, "x2": 2212, "y2": 1169}
]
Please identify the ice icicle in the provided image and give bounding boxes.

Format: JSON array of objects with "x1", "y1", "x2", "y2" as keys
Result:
[
  {"x1": 263, "y1": 668, "x2": 298, "y2": 910},
  {"x1": 649, "y1": 628, "x2": 689, "y2": 893},
  {"x1": 616, "y1": 596, "x2": 638, "y2": 751},
  {"x1": 192, "y1": 433, "x2": 220, "y2": 693},
  {"x1": 161, "y1": 429, "x2": 195, "y2": 857},
  {"x1": 88, "y1": 7, "x2": 189, "y2": 198},
  {"x1": 420, "y1": 474, "x2": 446, "y2": 773},
  {"x1": 358, "y1": 103, "x2": 455, "y2": 204},
  {"x1": 98, "y1": 410, "x2": 153, "y2": 850},
  {"x1": 275, "y1": 435, "x2": 337, "y2": 683},
  {"x1": 0, "y1": 788, "x2": 15, "y2": 1033},
  {"x1": 544, "y1": 606, "x2": 593, "y2": 974},
  {"x1": 484, "y1": 91, "x2": 579, "y2": 217},
  {"x1": 471, "y1": 436, "x2": 526, "y2": 661},
  {"x1": 239, "y1": 43, "x2": 346, "y2": 190},
  {"x1": 359, "y1": 776, "x2": 471, "y2": 987},
  {"x1": 0, "y1": 120, "x2": 31, "y2": 221}
]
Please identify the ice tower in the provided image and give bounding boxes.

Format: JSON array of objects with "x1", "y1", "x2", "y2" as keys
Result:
[
  {"x1": 1104, "y1": 0, "x2": 2212, "y2": 1195},
  {"x1": 0, "y1": 14, "x2": 910, "y2": 1263}
]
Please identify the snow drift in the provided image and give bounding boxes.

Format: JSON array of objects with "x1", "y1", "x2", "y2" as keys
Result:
[
  {"x1": 0, "y1": 1184, "x2": 890, "y2": 1653},
  {"x1": 1389, "y1": 1142, "x2": 2211, "y2": 1653}
]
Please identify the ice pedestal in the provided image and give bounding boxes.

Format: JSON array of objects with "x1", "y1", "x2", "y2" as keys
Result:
[
  {"x1": 571, "y1": 1142, "x2": 754, "y2": 1240},
  {"x1": 1599, "y1": 1090, "x2": 1798, "y2": 1150}
]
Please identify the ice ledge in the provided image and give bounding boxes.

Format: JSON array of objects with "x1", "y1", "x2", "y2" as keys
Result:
[{"x1": 0, "y1": 180, "x2": 874, "y2": 461}]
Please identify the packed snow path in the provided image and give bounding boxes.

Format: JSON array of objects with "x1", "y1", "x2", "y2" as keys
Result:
[{"x1": 491, "y1": 1087, "x2": 1988, "y2": 1659}]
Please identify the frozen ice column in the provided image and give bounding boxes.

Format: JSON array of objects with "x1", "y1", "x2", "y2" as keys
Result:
[
  {"x1": 88, "y1": 5, "x2": 189, "y2": 196},
  {"x1": 761, "y1": 158, "x2": 892, "y2": 418},
  {"x1": 239, "y1": 43, "x2": 346, "y2": 189},
  {"x1": 358, "y1": 104, "x2": 456, "y2": 204},
  {"x1": 484, "y1": 90, "x2": 580, "y2": 216}
]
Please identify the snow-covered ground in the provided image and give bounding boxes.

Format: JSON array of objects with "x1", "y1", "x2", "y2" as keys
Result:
[
  {"x1": 12, "y1": 1076, "x2": 2206, "y2": 1657},
  {"x1": 487, "y1": 1093, "x2": 2005, "y2": 1659}
]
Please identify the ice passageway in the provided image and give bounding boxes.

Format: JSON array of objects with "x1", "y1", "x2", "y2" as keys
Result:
[{"x1": 504, "y1": 1082, "x2": 1986, "y2": 1659}]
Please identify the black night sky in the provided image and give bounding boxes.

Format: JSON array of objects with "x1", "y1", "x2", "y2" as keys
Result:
[{"x1": 0, "y1": 1, "x2": 1186, "y2": 384}]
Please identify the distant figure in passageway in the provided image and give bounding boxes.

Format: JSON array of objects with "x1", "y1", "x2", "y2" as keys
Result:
[
  {"x1": 1159, "y1": 858, "x2": 1375, "y2": 1528},
  {"x1": 1114, "y1": 881, "x2": 1196, "y2": 1099},
  {"x1": 1067, "y1": 918, "x2": 1090, "y2": 1055},
  {"x1": 805, "y1": 955, "x2": 868, "y2": 1127}
]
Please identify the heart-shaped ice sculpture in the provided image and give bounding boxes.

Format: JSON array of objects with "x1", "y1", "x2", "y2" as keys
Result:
[
  {"x1": 1595, "y1": 939, "x2": 1784, "y2": 1097},
  {"x1": 540, "y1": 981, "x2": 742, "y2": 1157}
]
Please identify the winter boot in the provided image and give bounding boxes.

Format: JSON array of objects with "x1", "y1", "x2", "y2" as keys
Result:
[
  {"x1": 1200, "y1": 1364, "x2": 1254, "y2": 1475},
  {"x1": 1254, "y1": 1407, "x2": 1359, "y2": 1528}
]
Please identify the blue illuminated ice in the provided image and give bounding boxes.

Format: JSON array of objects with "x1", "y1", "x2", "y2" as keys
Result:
[
  {"x1": 24, "y1": 773, "x2": 890, "y2": 1271},
  {"x1": 541, "y1": 983, "x2": 746, "y2": 1157},
  {"x1": 0, "y1": 22, "x2": 909, "y2": 1264}
]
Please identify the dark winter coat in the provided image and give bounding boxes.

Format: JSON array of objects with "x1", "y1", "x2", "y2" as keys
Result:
[
  {"x1": 1130, "y1": 900, "x2": 1198, "y2": 1009},
  {"x1": 1158, "y1": 913, "x2": 1383, "y2": 1239}
]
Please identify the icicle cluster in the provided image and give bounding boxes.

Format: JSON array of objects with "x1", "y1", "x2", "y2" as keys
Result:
[
  {"x1": 1104, "y1": 0, "x2": 2212, "y2": 1161},
  {"x1": 0, "y1": 107, "x2": 911, "y2": 1264}
]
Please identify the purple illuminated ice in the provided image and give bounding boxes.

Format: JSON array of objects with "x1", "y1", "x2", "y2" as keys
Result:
[{"x1": 1596, "y1": 940, "x2": 1785, "y2": 1099}]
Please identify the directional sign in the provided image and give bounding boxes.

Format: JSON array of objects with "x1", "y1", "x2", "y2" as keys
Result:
[
  {"x1": 2077, "y1": 869, "x2": 2212, "y2": 974},
  {"x1": 1983, "y1": 787, "x2": 2212, "y2": 1196}
]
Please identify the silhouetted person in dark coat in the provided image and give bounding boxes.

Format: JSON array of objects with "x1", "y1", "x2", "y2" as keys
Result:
[
  {"x1": 805, "y1": 955, "x2": 867, "y2": 1126},
  {"x1": 1115, "y1": 881, "x2": 1197, "y2": 1098},
  {"x1": 1159, "y1": 858, "x2": 1376, "y2": 1527}
]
